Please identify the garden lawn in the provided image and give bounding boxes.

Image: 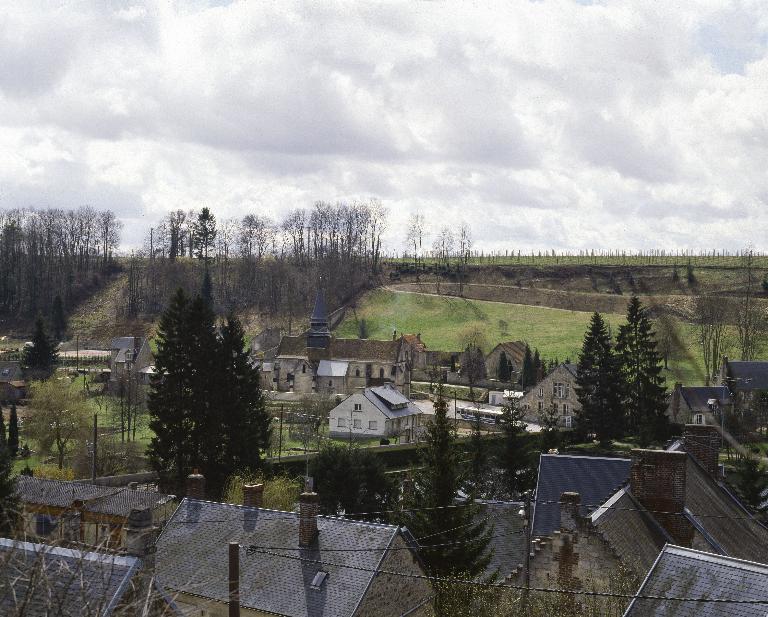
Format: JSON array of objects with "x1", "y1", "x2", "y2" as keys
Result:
[{"x1": 337, "y1": 289, "x2": 713, "y2": 386}]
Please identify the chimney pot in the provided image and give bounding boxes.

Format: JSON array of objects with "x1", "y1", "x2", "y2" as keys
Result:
[
  {"x1": 559, "y1": 491, "x2": 581, "y2": 532},
  {"x1": 243, "y1": 483, "x2": 264, "y2": 509},
  {"x1": 187, "y1": 470, "x2": 206, "y2": 500},
  {"x1": 299, "y1": 491, "x2": 320, "y2": 547}
]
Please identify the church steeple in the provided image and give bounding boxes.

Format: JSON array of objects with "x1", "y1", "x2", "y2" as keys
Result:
[{"x1": 306, "y1": 284, "x2": 331, "y2": 349}]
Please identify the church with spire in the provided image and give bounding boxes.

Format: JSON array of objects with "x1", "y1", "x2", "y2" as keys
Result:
[{"x1": 262, "y1": 286, "x2": 411, "y2": 396}]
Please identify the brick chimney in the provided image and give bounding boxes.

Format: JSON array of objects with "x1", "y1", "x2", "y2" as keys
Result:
[
  {"x1": 298, "y1": 492, "x2": 320, "y2": 547},
  {"x1": 243, "y1": 483, "x2": 264, "y2": 508},
  {"x1": 683, "y1": 424, "x2": 722, "y2": 478},
  {"x1": 630, "y1": 449, "x2": 693, "y2": 546},
  {"x1": 559, "y1": 492, "x2": 581, "y2": 532},
  {"x1": 186, "y1": 470, "x2": 205, "y2": 499},
  {"x1": 671, "y1": 383, "x2": 682, "y2": 423}
]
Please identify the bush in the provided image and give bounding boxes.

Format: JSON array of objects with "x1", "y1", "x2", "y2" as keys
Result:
[
  {"x1": 34, "y1": 465, "x2": 75, "y2": 481},
  {"x1": 222, "y1": 471, "x2": 303, "y2": 512}
]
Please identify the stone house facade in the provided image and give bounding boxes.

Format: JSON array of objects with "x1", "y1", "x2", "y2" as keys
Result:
[
  {"x1": 15, "y1": 476, "x2": 176, "y2": 550},
  {"x1": 485, "y1": 341, "x2": 526, "y2": 382},
  {"x1": 518, "y1": 363, "x2": 580, "y2": 427},
  {"x1": 266, "y1": 291, "x2": 411, "y2": 397},
  {"x1": 109, "y1": 337, "x2": 153, "y2": 383}
]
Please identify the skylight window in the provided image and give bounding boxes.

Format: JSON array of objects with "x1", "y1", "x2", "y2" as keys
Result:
[{"x1": 310, "y1": 570, "x2": 328, "y2": 590}]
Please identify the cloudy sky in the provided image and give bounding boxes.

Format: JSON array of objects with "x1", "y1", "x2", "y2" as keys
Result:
[{"x1": 2, "y1": 0, "x2": 768, "y2": 252}]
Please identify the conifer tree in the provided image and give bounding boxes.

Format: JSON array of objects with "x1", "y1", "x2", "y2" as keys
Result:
[
  {"x1": 219, "y1": 314, "x2": 271, "y2": 475},
  {"x1": 533, "y1": 348, "x2": 542, "y2": 382},
  {"x1": 194, "y1": 207, "x2": 217, "y2": 263},
  {"x1": 499, "y1": 397, "x2": 532, "y2": 496},
  {"x1": 23, "y1": 316, "x2": 58, "y2": 376},
  {"x1": 0, "y1": 441, "x2": 17, "y2": 534},
  {"x1": 466, "y1": 411, "x2": 487, "y2": 498},
  {"x1": 735, "y1": 455, "x2": 768, "y2": 512},
  {"x1": 0, "y1": 405, "x2": 6, "y2": 447},
  {"x1": 520, "y1": 345, "x2": 534, "y2": 390},
  {"x1": 403, "y1": 383, "x2": 491, "y2": 581},
  {"x1": 51, "y1": 295, "x2": 66, "y2": 341},
  {"x1": 576, "y1": 312, "x2": 624, "y2": 444},
  {"x1": 201, "y1": 267, "x2": 213, "y2": 308},
  {"x1": 148, "y1": 289, "x2": 196, "y2": 493},
  {"x1": 8, "y1": 405, "x2": 19, "y2": 457},
  {"x1": 615, "y1": 297, "x2": 668, "y2": 445},
  {"x1": 498, "y1": 351, "x2": 511, "y2": 382}
]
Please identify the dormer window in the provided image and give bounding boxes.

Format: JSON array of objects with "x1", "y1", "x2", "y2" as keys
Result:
[
  {"x1": 302, "y1": 364, "x2": 306, "y2": 374},
  {"x1": 310, "y1": 570, "x2": 328, "y2": 590}
]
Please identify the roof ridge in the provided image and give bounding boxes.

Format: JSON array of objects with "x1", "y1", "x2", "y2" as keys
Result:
[
  {"x1": 542, "y1": 453, "x2": 632, "y2": 462},
  {"x1": 664, "y1": 544, "x2": 768, "y2": 574}
]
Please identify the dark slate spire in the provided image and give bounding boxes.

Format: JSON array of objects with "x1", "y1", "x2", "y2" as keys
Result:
[{"x1": 307, "y1": 284, "x2": 331, "y2": 349}]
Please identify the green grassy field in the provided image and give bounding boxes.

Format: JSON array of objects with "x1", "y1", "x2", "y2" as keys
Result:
[{"x1": 337, "y1": 289, "x2": 713, "y2": 386}]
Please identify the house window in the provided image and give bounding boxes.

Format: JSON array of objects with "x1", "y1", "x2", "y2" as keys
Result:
[
  {"x1": 694, "y1": 413, "x2": 704, "y2": 425},
  {"x1": 354, "y1": 403, "x2": 362, "y2": 411},
  {"x1": 553, "y1": 383, "x2": 564, "y2": 398},
  {"x1": 379, "y1": 368, "x2": 384, "y2": 379},
  {"x1": 35, "y1": 514, "x2": 57, "y2": 536},
  {"x1": 538, "y1": 401, "x2": 543, "y2": 412},
  {"x1": 562, "y1": 403, "x2": 569, "y2": 415},
  {"x1": 353, "y1": 419, "x2": 362, "y2": 429},
  {"x1": 390, "y1": 365, "x2": 396, "y2": 376},
  {"x1": 328, "y1": 381, "x2": 333, "y2": 387},
  {"x1": 564, "y1": 416, "x2": 573, "y2": 429},
  {"x1": 369, "y1": 420, "x2": 378, "y2": 430},
  {"x1": 538, "y1": 387, "x2": 543, "y2": 398},
  {"x1": 302, "y1": 364, "x2": 306, "y2": 374},
  {"x1": 355, "y1": 369, "x2": 360, "y2": 377},
  {"x1": 338, "y1": 417, "x2": 347, "y2": 428}
]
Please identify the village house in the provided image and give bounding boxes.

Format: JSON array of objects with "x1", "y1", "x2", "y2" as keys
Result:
[
  {"x1": 155, "y1": 477, "x2": 433, "y2": 617},
  {"x1": 0, "y1": 360, "x2": 25, "y2": 402},
  {"x1": 15, "y1": 476, "x2": 176, "y2": 550},
  {"x1": 666, "y1": 382, "x2": 732, "y2": 426},
  {"x1": 715, "y1": 356, "x2": 768, "y2": 406},
  {"x1": 484, "y1": 341, "x2": 526, "y2": 382},
  {"x1": 510, "y1": 425, "x2": 768, "y2": 592},
  {"x1": 109, "y1": 336, "x2": 153, "y2": 385},
  {"x1": 518, "y1": 363, "x2": 580, "y2": 428},
  {"x1": 328, "y1": 384, "x2": 423, "y2": 442},
  {"x1": 265, "y1": 290, "x2": 411, "y2": 396}
]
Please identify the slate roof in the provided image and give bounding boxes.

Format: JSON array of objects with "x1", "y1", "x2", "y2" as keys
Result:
[
  {"x1": 623, "y1": 545, "x2": 768, "y2": 617},
  {"x1": 475, "y1": 501, "x2": 526, "y2": 578},
  {"x1": 317, "y1": 360, "x2": 349, "y2": 378},
  {"x1": 590, "y1": 488, "x2": 670, "y2": 578},
  {"x1": 725, "y1": 361, "x2": 768, "y2": 391},
  {"x1": 0, "y1": 538, "x2": 140, "y2": 616},
  {"x1": 110, "y1": 337, "x2": 137, "y2": 350},
  {"x1": 0, "y1": 361, "x2": 22, "y2": 383},
  {"x1": 680, "y1": 386, "x2": 732, "y2": 411},
  {"x1": 156, "y1": 498, "x2": 423, "y2": 617},
  {"x1": 16, "y1": 476, "x2": 175, "y2": 518},
  {"x1": 531, "y1": 454, "x2": 631, "y2": 537},
  {"x1": 278, "y1": 335, "x2": 401, "y2": 362},
  {"x1": 401, "y1": 334, "x2": 427, "y2": 352},
  {"x1": 363, "y1": 385, "x2": 422, "y2": 419},
  {"x1": 682, "y1": 457, "x2": 768, "y2": 562},
  {"x1": 489, "y1": 341, "x2": 526, "y2": 365},
  {"x1": 563, "y1": 363, "x2": 578, "y2": 378}
]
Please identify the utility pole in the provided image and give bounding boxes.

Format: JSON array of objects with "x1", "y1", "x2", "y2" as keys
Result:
[
  {"x1": 76, "y1": 335, "x2": 79, "y2": 373},
  {"x1": 91, "y1": 413, "x2": 97, "y2": 483},
  {"x1": 228, "y1": 542, "x2": 241, "y2": 617},
  {"x1": 278, "y1": 406, "x2": 284, "y2": 461}
]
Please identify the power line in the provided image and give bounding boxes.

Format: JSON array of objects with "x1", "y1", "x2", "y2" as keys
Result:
[{"x1": 243, "y1": 547, "x2": 768, "y2": 606}]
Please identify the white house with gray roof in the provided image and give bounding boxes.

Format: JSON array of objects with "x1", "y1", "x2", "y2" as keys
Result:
[{"x1": 329, "y1": 385, "x2": 423, "y2": 442}]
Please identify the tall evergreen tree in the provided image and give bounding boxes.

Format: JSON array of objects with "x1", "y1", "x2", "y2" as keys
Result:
[
  {"x1": 193, "y1": 207, "x2": 217, "y2": 262},
  {"x1": 575, "y1": 312, "x2": 624, "y2": 444},
  {"x1": 466, "y1": 411, "x2": 487, "y2": 498},
  {"x1": 520, "y1": 344, "x2": 534, "y2": 390},
  {"x1": 533, "y1": 348, "x2": 542, "y2": 382},
  {"x1": 0, "y1": 441, "x2": 18, "y2": 534},
  {"x1": 23, "y1": 316, "x2": 58, "y2": 375},
  {"x1": 148, "y1": 289, "x2": 196, "y2": 494},
  {"x1": 0, "y1": 405, "x2": 6, "y2": 447},
  {"x1": 8, "y1": 404, "x2": 19, "y2": 457},
  {"x1": 218, "y1": 314, "x2": 271, "y2": 475},
  {"x1": 497, "y1": 351, "x2": 511, "y2": 382},
  {"x1": 403, "y1": 383, "x2": 491, "y2": 581},
  {"x1": 735, "y1": 455, "x2": 768, "y2": 512},
  {"x1": 51, "y1": 295, "x2": 66, "y2": 341},
  {"x1": 498, "y1": 397, "x2": 533, "y2": 497},
  {"x1": 615, "y1": 297, "x2": 668, "y2": 445}
]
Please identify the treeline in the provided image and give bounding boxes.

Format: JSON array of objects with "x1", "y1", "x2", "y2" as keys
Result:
[
  {"x1": 0, "y1": 207, "x2": 121, "y2": 324},
  {"x1": 123, "y1": 200, "x2": 388, "y2": 320}
]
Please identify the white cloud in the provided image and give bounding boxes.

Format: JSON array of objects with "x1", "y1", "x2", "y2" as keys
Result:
[{"x1": 1, "y1": 0, "x2": 767, "y2": 252}]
